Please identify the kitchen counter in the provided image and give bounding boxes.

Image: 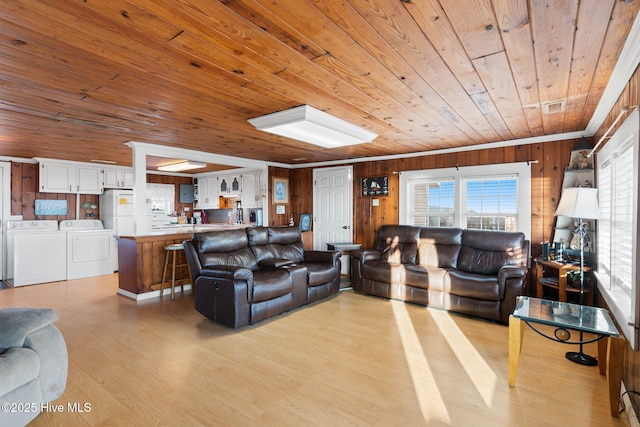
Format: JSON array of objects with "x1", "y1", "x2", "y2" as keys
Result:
[
  {"x1": 148, "y1": 223, "x2": 251, "y2": 234},
  {"x1": 116, "y1": 223, "x2": 253, "y2": 300}
]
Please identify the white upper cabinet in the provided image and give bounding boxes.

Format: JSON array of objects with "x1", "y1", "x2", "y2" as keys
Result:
[
  {"x1": 194, "y1": 176, "x2": 219, "y2": 209},
  {"x1": 76, "y1": 165, "x2": 104, "y2": 194},
  {"x1": 218, "y1": 173, "x2": 242, "y2": 196},
  {"x1": 103, "y1": 166, "x2": 134, "y2": 189},
  {"x1": 38, "y1": 159, "x2": 104, "y2": 194},
  {"x1": 241, "y1": 171, "x2": 261, "y2": 208},
  {"x1": 39, "y1": 161, "x2": 75, "y2": 193},
  {"x1": 194, "y1": 169, "x2": 262, "y2": 209}
]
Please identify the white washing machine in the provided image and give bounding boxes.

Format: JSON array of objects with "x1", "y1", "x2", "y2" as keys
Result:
[
  {"x1": 59, "y1": 219, "x2": 115, "y2": 280},
  {"x1": 6, "y1": 220, "x2": 67, "y2": 287}
]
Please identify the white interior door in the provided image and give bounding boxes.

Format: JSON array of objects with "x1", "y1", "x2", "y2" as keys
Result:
[{"x1": 313, "y1": 166, "x2": 353, "y2": 250}]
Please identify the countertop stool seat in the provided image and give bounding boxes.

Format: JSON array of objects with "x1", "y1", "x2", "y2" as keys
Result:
[{"x1": 160, "y1": 243, "x2": 188, "y2": 300}]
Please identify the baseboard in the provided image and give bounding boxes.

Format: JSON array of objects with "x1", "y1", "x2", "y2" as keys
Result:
[
  {"x1": 117, "y1": 284, "x2": 193, "y2": 301},
  {"x1": 622, "y1": 383, "x2": 640, "y2": 426}
]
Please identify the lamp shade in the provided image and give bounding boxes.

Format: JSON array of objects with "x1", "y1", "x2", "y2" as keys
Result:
[{"x1": 554, "y1": 187, "x2": 600, "y2": 219}]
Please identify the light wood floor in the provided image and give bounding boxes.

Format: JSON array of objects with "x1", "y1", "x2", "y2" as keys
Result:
[{"x1": 0, "y1": 275, "x2": 632, "y2": 426}]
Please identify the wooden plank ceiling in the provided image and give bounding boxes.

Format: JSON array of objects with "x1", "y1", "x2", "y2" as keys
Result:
[{"x1": 0, "y1": 0, "x2": 639, "y2": 169}]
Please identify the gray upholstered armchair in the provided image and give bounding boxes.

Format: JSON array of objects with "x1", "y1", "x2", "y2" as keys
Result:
[{"x1": 0, "y1": 308, "x2": 68, "y2": 427}]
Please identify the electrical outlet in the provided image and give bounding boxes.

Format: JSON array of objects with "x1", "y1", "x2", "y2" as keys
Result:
[{"x1": 372, "y1": 199, "x2": 380, "y2": 207}]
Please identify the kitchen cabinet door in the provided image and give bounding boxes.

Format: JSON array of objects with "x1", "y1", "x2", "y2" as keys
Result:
[
  {"x1": 40, "y1": 162, "x2": 75, "y2": 193},
  {"x1": 194, "y1": 176, "x2": 219, "y2": 209},
  {"x1": 104, "y1": 166, "x2": 134, "y2": 189},
  {"x1": 241, "y1": 172, "x2": 261, "y2": 208},
  {"x1": 76, "y1": 165, "x2": 104, "y2": 194},
  {"x1": 219, "y1": 174, "x2": 242, "y2": 196}
]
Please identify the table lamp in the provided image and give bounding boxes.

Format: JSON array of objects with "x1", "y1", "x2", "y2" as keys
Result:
[{"x1": 554, "y1": 187, "x2": 600, "y2": 365}]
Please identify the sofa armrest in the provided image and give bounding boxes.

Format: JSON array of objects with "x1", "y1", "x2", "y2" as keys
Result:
[
  {"x1": 351, "y1": 250, "x2": 382, "y2": 263},
  {"x1": 0, "y1": 308, "x2": 59, "y2": 350},
  {"x1": 499, "y1": 265, "x2": 528, "y2": 323},
  {"x1": 183, "y1": 240, "x2": 203, "y2": 282},
  {"x1": 304, "y1": 250, "x2": 341, "y2": 265},
  {"x1": 258, "y1": 258, "x2": 295, "y2": 269},
  {"x1": 498, "y1": 265, "x2": 526, "y2": 285},
  {"x1": 200, "y1": 265, "x2": 254, "y2": 282},
  {"x1": 349, "y1": 250, "x2": 382, "y2": 289}
]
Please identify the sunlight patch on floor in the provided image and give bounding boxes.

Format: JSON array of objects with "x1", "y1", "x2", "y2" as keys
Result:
[
  {"x1": 429, "y1": 309, "x2": 497, "y2": 407},
  {"x1": 391, "y1": 300, "x2": 451, "y2": 425}
]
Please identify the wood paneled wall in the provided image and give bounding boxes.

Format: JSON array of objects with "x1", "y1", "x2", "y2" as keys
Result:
[
  {"x1": 593, "y1": 64, "x2": 640, "y2": 417},
  {"x1": 268, "y1": 166, "x2": 294, "y2": 227},
  {"x1": 349, "y1": 143, "x2": 570, "y2": 250},
  {"x1": 287, "y1": 140, "x2": 577, "y2": 253}
]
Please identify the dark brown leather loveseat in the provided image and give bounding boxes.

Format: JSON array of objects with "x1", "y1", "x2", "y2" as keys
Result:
[
  {"x1": 350, "y1": 225, "x2": 529, "y2": 323},
  {"x1": 184, "y1": 226, "x2": 341, "y2": 328}
]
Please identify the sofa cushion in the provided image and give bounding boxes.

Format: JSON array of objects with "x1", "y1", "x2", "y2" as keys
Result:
[
  {"x1": 374, "y1": 225, "x2": 420, "y2": 264},
  {"x1": 457, "y1": 229, "x2": 526, "y2": 275},
  {"x1": 0, "y1": 348, "x2": 40, "y2": 397},
  {"x1": 246, "y1": 227, "x2": 269, "y2": 246},
  {"x1": 362, "y1": 260, "x2": 406, "y2": 285},
  {"x1": 447, "y1": 269, "x2": 501, "y2": 301},
  {"x1": 252, "y1": 270, "x2": 293, "y2": 303},
  {"x1": 268, "y1": 227, "x2": 305, "y2": 262},
  {"x1": 404, "y1": 265, "x2": 448, "y2": 291},
  {"x1": 194, "y1": 229, "x2": 258, "y2": 271},
  {"x1": 246, "y1": 227, "x2": 274, "y2": 263},
  {"x1": 417, "y1": 227, "x2": 462, "y2": 268},
  {"x1": 195, "y1": 229, "x2": 248, "y2": 252}
]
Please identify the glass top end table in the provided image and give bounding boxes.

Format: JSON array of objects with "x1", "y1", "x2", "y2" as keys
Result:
[
  {"x1": 512, "y1": 296, "x2": 619, "y2": 337},
  {"x1": 509, "y1": 296, "x2": 624, "y2": 417}
]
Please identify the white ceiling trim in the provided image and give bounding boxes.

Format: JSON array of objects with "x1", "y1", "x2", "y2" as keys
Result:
[{"x1": 289, "y1": 130, "x2": 588, "y2": 169}]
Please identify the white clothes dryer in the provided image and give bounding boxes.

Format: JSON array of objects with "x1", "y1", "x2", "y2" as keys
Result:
[{"x1": 59, "y1": 219, "x2": 115, "y2": 280}]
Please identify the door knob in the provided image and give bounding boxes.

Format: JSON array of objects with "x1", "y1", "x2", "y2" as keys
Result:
[{"x1": 342, "y1": 225, "x2": 349, "y2": 229}]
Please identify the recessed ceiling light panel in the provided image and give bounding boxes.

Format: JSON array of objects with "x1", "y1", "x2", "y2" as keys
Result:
[
  {"x1": 157, "y1": 161, "x2": 206, "y2": 172},
  {"x1": 248, "y1": 105, "x2": 377, "y2": 148}
]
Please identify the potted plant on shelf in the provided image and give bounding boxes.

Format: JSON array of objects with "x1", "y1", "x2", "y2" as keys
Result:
[{"x1": 566, "y1": 270, "x2": 592, "y2": 288}]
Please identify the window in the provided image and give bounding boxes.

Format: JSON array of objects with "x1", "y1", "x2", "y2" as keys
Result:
[
  {"x1": 596, "y1": 108, "x2": 639, "y2": 350},
  {"x1": 464, "y1": 177, "x2": 518, "y2": 231},
  {"x1": 400, "y1": 163, "x2": 531, "y2": 237},
  {"x1": 409, "y1": 179, "x2": 454, "y2": 227}
]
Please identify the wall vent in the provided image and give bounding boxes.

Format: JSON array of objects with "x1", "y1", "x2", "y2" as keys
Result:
[{"x1": 542, "y1": 100, "x2": 567, "y2": 115}]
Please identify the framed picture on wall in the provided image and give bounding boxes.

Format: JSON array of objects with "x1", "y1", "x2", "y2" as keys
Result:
[
  {"x1": 272, "y1": 177, "x2": 289, "y2": 204},
  {"x1": 361, "y1": 176, "x2": 389, "y2": 196},
  {"x1": 299, "y1": 214, "x2": 312, "y2": 232}
]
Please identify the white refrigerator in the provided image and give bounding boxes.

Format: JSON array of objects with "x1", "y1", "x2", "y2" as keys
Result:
[{"x1": 100, "y1": 190, "x2": 135, "y2": 271}]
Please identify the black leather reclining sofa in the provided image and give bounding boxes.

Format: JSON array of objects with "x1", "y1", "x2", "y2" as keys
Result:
[
  {"x1": 184, "y1": 226, "x2": 341, "y2": 328},
  {"x1": 350, "y1": 225, "x2": 530, "y2": 323}
]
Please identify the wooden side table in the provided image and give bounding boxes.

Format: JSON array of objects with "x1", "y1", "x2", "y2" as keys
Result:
[
  {"x1": 326, "y1": 242, "x2": 361, "y2": 278},
  {"x1": 533, "y1": 256, "x2": 593, "y2": 305}
]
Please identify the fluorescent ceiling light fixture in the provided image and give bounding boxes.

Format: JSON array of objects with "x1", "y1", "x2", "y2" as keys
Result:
[
  {"x1": 248, "y1": 105, "x2": 377, "y2": 148},
  {"x1": 157, "y1": 161, "x2": 206, "y2": 172}
]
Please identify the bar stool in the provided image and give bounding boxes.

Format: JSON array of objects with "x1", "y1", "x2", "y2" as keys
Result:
[{"x1": 160, "y1": 243, "x2": 187, "y2": 299}]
